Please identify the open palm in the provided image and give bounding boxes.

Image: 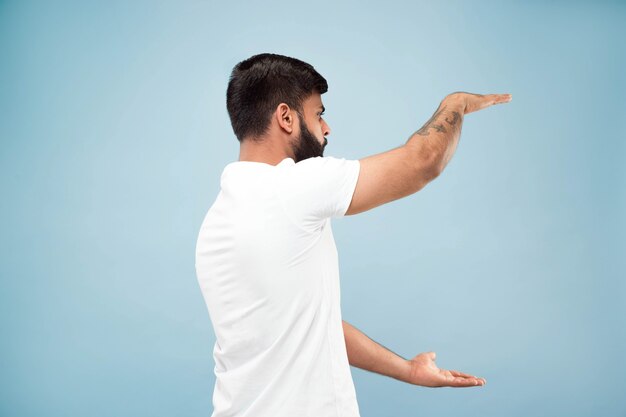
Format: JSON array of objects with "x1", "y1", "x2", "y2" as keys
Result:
[{"x1": 407, "y1": 351, "x2": 486, "y2": 388}]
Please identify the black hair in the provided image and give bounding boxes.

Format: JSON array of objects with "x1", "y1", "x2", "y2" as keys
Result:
[{"x1": 226, "y1": 53, "x2": 328, "y2": 142}]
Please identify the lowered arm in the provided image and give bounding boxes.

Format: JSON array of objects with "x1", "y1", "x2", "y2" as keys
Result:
[{"x1": 342, "y1": 320, "x2": 411, "y2": 382}]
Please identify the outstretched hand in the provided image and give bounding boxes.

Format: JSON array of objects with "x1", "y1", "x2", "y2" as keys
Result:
[
  {"x1": 445, "y1": 92, "x2": 512, "y2": 115},
  {"x1": 406, "y1": 351, "x2": 486, "y2": 388}
]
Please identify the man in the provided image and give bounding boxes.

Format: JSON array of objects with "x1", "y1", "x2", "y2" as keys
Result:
[{"x1": 195, "y1": 52, "x2": 511, "y2": 417}]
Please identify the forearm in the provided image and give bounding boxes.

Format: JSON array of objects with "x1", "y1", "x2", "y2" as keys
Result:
[
  {"x1": 342, "y1": 320, "x2": 411, "y2": 383},
  {"x1": 404, "y1": 95, "x2": 466, "y2": 176}
]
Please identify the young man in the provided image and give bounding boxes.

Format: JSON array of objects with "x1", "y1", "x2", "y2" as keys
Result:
[{"x1": 195, "y1": 52, "x2": 511, "y2": 417}]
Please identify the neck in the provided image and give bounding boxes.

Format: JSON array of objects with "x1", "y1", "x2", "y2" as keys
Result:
[{"x1": 238, "y1": 138, "x2": 292, "y2": 166}]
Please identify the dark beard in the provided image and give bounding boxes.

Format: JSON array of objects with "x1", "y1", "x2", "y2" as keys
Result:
[{"x1": 291, "y1": 114, "x2": 328, "y2": 163}]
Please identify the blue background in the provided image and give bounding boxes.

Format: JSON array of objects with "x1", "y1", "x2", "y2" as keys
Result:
[{"x1": 1, "y1": 1, "x2": 624, "y2": 416}]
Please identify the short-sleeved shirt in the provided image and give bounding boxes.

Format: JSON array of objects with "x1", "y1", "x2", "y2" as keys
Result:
[{"x1": 195, "y1": 156, "x2": 361, "y2": 417}]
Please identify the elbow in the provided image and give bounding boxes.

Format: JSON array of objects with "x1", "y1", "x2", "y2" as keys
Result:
[
  {"x1": 428, "y1": 160, "x2": 443, "y2": 180},
  {"x1": 407, "y1": 158, "x2": 440, "y2": 195},
  {"x1": 423, "y1": 152, "x2": 443, "y2": 181},
  {"x1": 405, "y1": 142, "x2": 442, "y2": 183},
  {"x1": 402, "y1": 143, "x2": 442, "y2": 192}
]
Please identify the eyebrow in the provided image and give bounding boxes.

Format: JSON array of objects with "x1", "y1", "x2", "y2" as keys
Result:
[{"x1": 318, "y1": 105, "x2": 325, "y2": 113}]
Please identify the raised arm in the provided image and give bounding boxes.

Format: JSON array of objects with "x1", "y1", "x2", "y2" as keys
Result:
[{"x1": 345, "y1": 92, "x2": 512, "y2": 216}]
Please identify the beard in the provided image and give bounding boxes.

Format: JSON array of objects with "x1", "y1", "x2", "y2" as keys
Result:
[{"x1": 291, "y1": 113, "x2": 328, "y2": 163}]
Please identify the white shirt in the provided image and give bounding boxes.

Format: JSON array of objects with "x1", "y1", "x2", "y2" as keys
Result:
[{"x1": 195, "y1": 155, "x2": 361, "y2": 417}]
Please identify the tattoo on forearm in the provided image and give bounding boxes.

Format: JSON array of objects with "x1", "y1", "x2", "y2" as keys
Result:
[
  {"x1": 415, "y1": 106, "x2": 445, "y2": 136},
  {"x1": 432, "y1": 124, "x2": 447, "y2": 133},
  {"x1": 415, "y1": 106, "x2": 462, "y2": 137},
  {"x1": 445, "y1": 111, "x2": 460, "y2": 126}
]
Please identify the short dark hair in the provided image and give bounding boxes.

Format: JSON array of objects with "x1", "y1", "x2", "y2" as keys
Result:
[{"x1": 226, "y1": 53, "x2": 328, "y2": 142}]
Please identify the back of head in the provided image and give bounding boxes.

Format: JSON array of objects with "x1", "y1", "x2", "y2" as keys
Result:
[{"x1": 226, "y1": 53, "x2": 328, "y2": 143}]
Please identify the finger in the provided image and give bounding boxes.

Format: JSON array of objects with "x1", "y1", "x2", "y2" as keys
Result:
[
  {"x1": 445, "y1": 373, "x2": 485, "y2": 387},
  {"x1": 451, "y1": 377, "x2": 485, "y2": 387},
  {"x1": 470, "y1": 94, "x2": 511, "y2": 113},
  {"x1": 450, "y1": 371, "x2": 487, "y2": 385},
  {"x1": 439, "y1": 370, "x2": 485, "y2": 387},
  {"x1": 449, "y1": 370, "x2": 477, "y2": 379},
  {"x1": 485, "y1": 93, "x2": 512, "y2": 104},
  {"x1": 443, "y1": 370, "x2": 475, "y2": 379}
]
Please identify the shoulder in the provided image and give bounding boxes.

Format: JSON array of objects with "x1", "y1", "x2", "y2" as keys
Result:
[{"x1": 289, "y1": 156, "x2": 358, "y2": 171}]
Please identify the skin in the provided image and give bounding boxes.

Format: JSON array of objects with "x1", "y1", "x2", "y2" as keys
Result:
[
  {"x1": 237, "y1": 90, "x2": 512, "y2": 388},
  {"x1": 238, "y1": 92, "x2": 330, "y2": 164}
]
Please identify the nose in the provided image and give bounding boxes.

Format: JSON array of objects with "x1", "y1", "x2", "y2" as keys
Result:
[{"x1": 323, "y1": 121, "x2": 331, "y2": 137}]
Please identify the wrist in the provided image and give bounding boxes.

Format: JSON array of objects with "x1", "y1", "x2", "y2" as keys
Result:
[
  {"x1": 394, "y1": 359, "x2": 414, "y2": 383},
  {"x1": 442, "y1": 93, "x2": 466, "y2": 114}
]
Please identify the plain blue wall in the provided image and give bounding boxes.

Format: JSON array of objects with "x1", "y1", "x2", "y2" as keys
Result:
[{"x1": 1, "y1": 1, "x2": 624, "y2": 416}]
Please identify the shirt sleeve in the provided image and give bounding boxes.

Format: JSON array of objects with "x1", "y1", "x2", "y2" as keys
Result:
[{"x1": 276, "y1": 156, "x2": 361, "y2": 233}]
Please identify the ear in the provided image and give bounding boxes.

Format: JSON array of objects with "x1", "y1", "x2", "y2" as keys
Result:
[{"x1": 276, "y1": 103, "x2": 296, "y2": 134}]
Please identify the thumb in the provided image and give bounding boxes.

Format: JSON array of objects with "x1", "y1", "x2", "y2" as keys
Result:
[{"x1": 428, "y1": 351, "x2": 436, "y2": 361}]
